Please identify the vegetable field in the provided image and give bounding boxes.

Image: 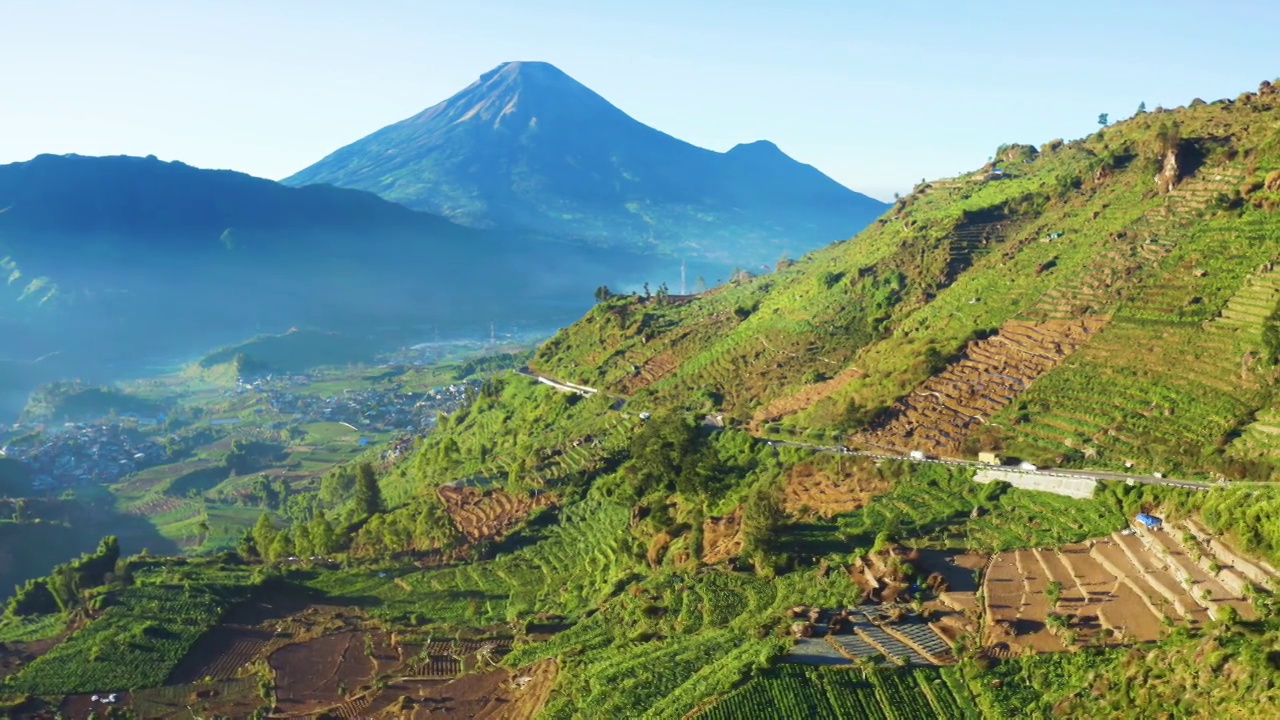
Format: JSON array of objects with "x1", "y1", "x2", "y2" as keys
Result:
[
  {"x1": 2, "y1": 583, "x2": 243, "y2": 694},
  {"x1": 697, "y1": 665, "x2": 978, "y2": 720},
  {"x1": 825, "y1": 463, "x2": 1126, "y2": 553}
]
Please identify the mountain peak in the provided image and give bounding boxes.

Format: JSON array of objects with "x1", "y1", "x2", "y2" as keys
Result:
[
  {"x1": 400, "y1": 60, "x2": 616, "y2": 132},
  {"x1": 729, "y1": 140, "x2": 782, "y2": 153},
  {"x1": 480, "y1": 60, "x2": 570, "y2": 83},
  {"x1": 283, "y1": 64, "x2": 887, "y2": 264},
  {"x1": 726, "y1": 140, "x2": 791, "y2": 161}
]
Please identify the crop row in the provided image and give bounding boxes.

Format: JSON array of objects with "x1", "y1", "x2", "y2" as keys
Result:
[
  {"x1": 308, "y1": 495, "x2": 635, "y2": 626},
  {"x1": 4, "y1": 583, "x2": 240, "y2": 694},
  {"x1": 697, "y1": 665, "x2": 979, "y2": 720}
]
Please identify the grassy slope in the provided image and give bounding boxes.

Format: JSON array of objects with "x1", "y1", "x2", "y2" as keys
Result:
[{"x1": 535, "y1": 87, "x2": 1280, "y2": 477}]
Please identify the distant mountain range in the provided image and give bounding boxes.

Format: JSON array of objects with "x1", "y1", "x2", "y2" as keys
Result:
[
  {"x1": 0, "y1": 64, "x2": 889, "y2": 415},
  {"x1": 0, "y1": 153, "x2": 662, "y2": 415},
  {"x1": 284, "y1": 61, "x2": 886, "y2": 265}
]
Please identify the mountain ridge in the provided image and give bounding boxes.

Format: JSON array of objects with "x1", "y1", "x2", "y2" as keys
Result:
[
  {"x1": 0, "y1": 152, "x2": 668, "y2": 416},
  {"x1": 283, "y1": 61, "x2": 888, "y2": 265}
]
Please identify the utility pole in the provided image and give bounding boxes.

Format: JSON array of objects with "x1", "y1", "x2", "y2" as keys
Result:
[
  {"x1": 681, "y1": 259, "x2": 686, "y2": 295},
  {"x1": 490, "y1": 321, "x2": 495, "y2": 347}
]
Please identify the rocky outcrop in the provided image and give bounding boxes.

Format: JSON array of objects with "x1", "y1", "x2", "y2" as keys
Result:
[{"x1": 1155, "y1": 146, "x2": 1183, "y2": 194}]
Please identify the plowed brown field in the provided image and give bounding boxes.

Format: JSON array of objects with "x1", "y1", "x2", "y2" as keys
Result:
[
  {"x1": 981, "y1": 523, "x2": 1271, "y2": 655},
  {"x1": 781, "y1": 461, "x2": 891, "y2": 518},
  {"x1": 854, "y1": 317, "x2": 1107, "y2": 456},
  {"x1": 438, "y1": 486, "x2": 555, "y2": 542}
]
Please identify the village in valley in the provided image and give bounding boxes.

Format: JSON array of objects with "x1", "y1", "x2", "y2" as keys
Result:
[{"x1": 0, "y1": 347, "x2": 499, "y2": 562}]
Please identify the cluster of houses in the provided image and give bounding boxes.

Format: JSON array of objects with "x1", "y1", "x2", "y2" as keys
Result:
[
  {"x1": 254, "y1": 380, "x2": 479, "y2": 433},
  {"x1": 0, "y1": 368, "x2": 484, "y2": 496},
  {"x1": 0, "y1": 422, "x2": 163, "y2": 492}
]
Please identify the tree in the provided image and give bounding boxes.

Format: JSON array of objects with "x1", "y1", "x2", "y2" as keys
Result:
[
  {"x1": 237, "y1": 528, "x2": 258, "y2": 559},
  {"x1": 252, "y1": 513, "x2": 277, "y2": 556},
  {"x1": 593, "y1": 285, "x2": 612, "y2": 303},
  {"x1": 320, "y1": 466, "x2": 357, "y2": 508},
  {"x1": 309, "y1": 514, "x2": 339, "y2": 555},
  {"x1": 354, "y1": 462, "x2": 384, "y2": 517},
  {"x1": 1098, "y1": 113, "x2": 1109, "y2": 126},
  {"x1": 1137, "y1": 101, "x2": 1147, "y2": 114},
  {"x1": 1046, "y1": 580, "x2": 1063, "y2": 608},
  {"x1": 642, "y1": 282, "x2": 651, "y2": 299},
  {"x1": 741, "y1": 484, "x2": 784, "y2": 558},
  {"x1": 627, "y1": 414, "x2": 721, "y2": 498},
  {"x1": 268, "y1": 530, "x2": 294, "y2": 561}
]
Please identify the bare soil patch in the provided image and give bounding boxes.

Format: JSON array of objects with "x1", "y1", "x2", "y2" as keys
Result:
[
  {"x1": 0, "y1": 635, "x2": 59, "y2": 682},
  {"x1": 371, "y1": 658, "x2": 558, "y2": 719},
  {"x1": 269, "y1": 631, "x2": 381, "y2": 715},
  {"x1": 168, "y1": 627, "x2": 272, "y2": 683},
  {"x1": 781, "y1": 461, "x2": 890, "y2": 518},
  {"x1": 123, "y1": 495, "x2": 190, "y2": 517},
  {"x1": 752, "y1": 365, "x2": 867, "y2": 427},
  {"x1": 701, "y1": 506, "x2": 743, "y2": 564},
  {"x1": 853, "y1": 317, "x2": 1107, "y2": 456},
  {"x1": 917, "y1": 550, "x2": 986, "y2": 619},
  {"x1": 979, "y1": 528, "x2": 1262, "y2": 655},
  {"x1": 59, "y1": 692, "x2": 132, "y2": 719},
  {"x1": 438, "y1": 486, "x2": 555, "y2": 542},
  {"x1": 619, "y1": 350, "x2": 680, "y2": 394}
]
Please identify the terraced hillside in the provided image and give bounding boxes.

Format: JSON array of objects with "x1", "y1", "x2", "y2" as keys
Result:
[
  {"x1": 9, "y1": 80, "x2": 1280, "y2": 720},
  {"x1": 534, "y1": 80, "x2": 1280, "y2": 477},
  {"x1": 853, "y1": 318, "x2": 1106, "y2": 456}
]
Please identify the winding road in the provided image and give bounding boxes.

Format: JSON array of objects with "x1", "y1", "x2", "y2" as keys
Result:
[{"x1": 513, "y1": 368, "x2": 1227, "y2": 492}]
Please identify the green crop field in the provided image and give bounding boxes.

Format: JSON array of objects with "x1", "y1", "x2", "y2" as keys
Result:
[
  {"x1": 788, "y1": 462, "x2": 1127, "y2": 556},
  {"x1": 2, "y1": 579, "x2": 250, "y2": 694},
  {"x1": 696, "y1": 664, "x2": 978, "y2": 720}
]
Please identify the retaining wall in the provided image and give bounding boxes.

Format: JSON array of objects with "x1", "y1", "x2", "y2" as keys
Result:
[{"x1": 973, "y1": 468, "x2": 1098, "y2": 499}]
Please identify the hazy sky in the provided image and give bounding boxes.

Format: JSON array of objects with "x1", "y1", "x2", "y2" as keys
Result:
[{"x1": 2, "y1": 0, "x2": 1276, "y2": 200}]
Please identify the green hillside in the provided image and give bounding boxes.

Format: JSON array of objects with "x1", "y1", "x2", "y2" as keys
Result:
[
  {"x1": 534, "y1": 81, "x2": 1280, "y2": 478},
  {"x1": 4, "y1": 81, "x2": 1280, "y2": 719}
]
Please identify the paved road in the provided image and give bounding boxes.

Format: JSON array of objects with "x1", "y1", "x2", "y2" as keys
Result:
[
  {"x1": 759, "y1": 438, "x2": 1214, "y2": 491},
  {"x1": 513, "y1": 368, "x2": 1224, "y2": 492}
]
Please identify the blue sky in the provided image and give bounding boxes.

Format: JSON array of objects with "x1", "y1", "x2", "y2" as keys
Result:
[{"x1": 2, "y1": 0, "x2": 1276, "y2": 200}]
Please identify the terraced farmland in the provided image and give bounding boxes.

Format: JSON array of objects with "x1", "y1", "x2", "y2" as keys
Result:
[
  {"x1": 3, "y1": 583, "x2": 244, "y2": 694},
  {"x1": 981, "y1": 522, "x2": 1274, "y2": 656},
  {"x1": 167, "y1": 627, "x2": 271, "y2": 683},
  {"x1": 1004, "y1": 320, "x2": 1265, "y2": 468},
  {"x1": 852, "y1": 318, "x2": 1105, "y2": 456},
  {"x1": 437, "y1": 485, "x2": 555, "y2": 541},
  {"x1": 1030, "y1": 166, "x2": 1249, "y2": 321},
  {"x1": 307, "y1": 495, "x2": 635, "y2": 626},
  {"x1": 781, "y1": 461, "x2": 890, "y2": 518}
]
